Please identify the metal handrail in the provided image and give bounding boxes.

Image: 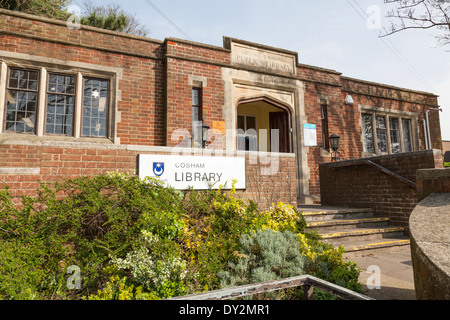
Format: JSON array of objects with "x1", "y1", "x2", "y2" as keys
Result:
[{"x1": 168, "y1": 275, "x2": 374, "y2": 300}]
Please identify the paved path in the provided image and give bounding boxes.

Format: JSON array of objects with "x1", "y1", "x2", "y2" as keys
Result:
[{"x1": 350, "y1": 247, "x2": 416, "y2": 300}]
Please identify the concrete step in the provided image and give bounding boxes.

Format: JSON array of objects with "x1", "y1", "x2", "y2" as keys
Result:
[
  {"x1": 302, "y1": 208, "x2": 374, "y2": 222},
  {"x1": 299, "y1": 206, "x2": 409, "y2": 257},
  {"x1": 319, "y1": 226, "x2": 406, "y2": 246},
  {"x1": 306, "y1": 217, "x2": 390, "y2": 232},
  {"x1": 342, "y1": 237, "x2": 411, "y2": 258}
]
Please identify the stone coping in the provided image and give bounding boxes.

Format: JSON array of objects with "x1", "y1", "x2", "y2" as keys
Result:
[
  {"x1": 417, "y1": 168, "x2": 450, "y2": 180},
  {"x1": 0, "y1": 8, "x2": 163, "y2": 44},
  {"x1": 319, "y1": 149, "x2": 440, "y2": 167},
  {"x1": 410, "y1": 193, "x2": 450, "y2": 279},
  {"x1": 0, "y1": 135, "x2": 295, "y2": 158}
]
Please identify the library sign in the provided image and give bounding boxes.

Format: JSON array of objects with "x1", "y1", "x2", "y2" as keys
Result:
[{"x1": 139, "y1": 154, "x2": 246, "y2": 190}]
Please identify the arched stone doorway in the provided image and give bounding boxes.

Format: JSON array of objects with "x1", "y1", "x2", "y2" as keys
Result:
[{"x1": 236, "y1": 97, "x2": 293, "y2": 153}]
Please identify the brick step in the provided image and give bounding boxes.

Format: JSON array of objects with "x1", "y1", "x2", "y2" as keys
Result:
[
  {"x1": 319, "y1": 226, "x2": 406, "y2": 246},
  {"x1": 302, "y1": 208, "x2": 374, "y2": 222},
  {"x1": 342, "y1": 237, "x2": 410, "y2": 258},
  {"x1": 306, "y1": 217, "x2": 390, "y2": 232}
]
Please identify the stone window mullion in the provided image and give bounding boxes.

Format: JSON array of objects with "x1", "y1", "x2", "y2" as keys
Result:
[
  {"x1": 36, "y1": 67, "x2": 47, "y2": 136},
  {"x1": 372, "y1": 113, "x2": 379, "y2": 154},
  {"x1": 0, "y1": 62, "x2": 7, "y2": 134},
  {"x1": 386, "y1": 115, "x2": 392, "y2": 154}
]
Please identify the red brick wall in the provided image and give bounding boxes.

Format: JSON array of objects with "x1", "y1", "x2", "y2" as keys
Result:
[
  {"x1": 302, "y1": 82, "x2": 339, "y2": 197},
  {"x1": 341, "y1": 77, "x2": 442, "y2": 151},
  {"x1": 0, "y1": 10, "x2": 444, "y2": 206},
  {"x1": 238, "y1": 154, "x2": 297, "y2": 210},
  {"x1": 0, "y1": 143, "x2": 297, "y2": 210},
  {"x1": 0, "y1": 10, "x2": 167, "y2": 146},
  {"x1": 416, "y1": 167, "x2": 450, "y2": 201},
  {"x1": 319, "y1": 150, "x2": 444, "y2": 228},
  {"x1": 298, "y1": 69, "x2": 441, "y2": 199},
  {"x1": 165, "y1": 40, "x2": 228, "y2": 147}
]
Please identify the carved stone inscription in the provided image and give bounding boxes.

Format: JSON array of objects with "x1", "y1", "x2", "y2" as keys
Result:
[{"x1": 231, "y1": 42, "x2": 296, "y2": 75}]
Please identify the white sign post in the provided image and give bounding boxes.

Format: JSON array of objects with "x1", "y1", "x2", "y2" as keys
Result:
[{"x1": 139, "y1": 154, "x2": 246, "y2": 190}]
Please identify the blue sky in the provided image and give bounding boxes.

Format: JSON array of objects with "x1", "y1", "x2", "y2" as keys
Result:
[{"x1": 69, "y1": 0, "x2": 450, "y2": 140}]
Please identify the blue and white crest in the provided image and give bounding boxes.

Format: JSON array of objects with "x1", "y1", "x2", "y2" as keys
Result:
[{"x1": 153, "y1": 162, "x2": 164, "y2": 176}]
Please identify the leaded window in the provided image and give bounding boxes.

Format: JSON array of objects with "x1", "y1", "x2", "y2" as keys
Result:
[
  {"x1": 362, "y1": 113, "x2": 374, "y2": 153},
  {"x1": 5, "y1": 68, "x2": 39, "y2": 133},
  {"x1": 376, "y1": 116, "x2": 387, "y2": 153},
  {"x1": 402, "y1": 119, "x2": 413, "y2": 152},
  {"x1": 82, "y1": 78, "x2": 109, "y2": 137},
  {"x1": 192, "y1": 87, "x2": 202, "y2": 146},
  {"x1": 361, "y1": 112, "x2": 414, "y2": 155},
  {"x1": 2, "y1": 65, "x2": 112, "y2": 139},
  {"x1": 46, "y1": 73, "x2": 75, "y2": 135},
  {"x1": 389, "y1": 117, "x2": 401, "y2": 154},
  {"x1": 321, "y1": 105, "x2": 329, "y2": 148}
]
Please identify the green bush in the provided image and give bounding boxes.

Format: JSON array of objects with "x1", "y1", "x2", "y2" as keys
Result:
[
  {"x1": 219, "y1": 229, "x2": 306, "y2": 285},
  {"x1": 0, "y1": 172, "x2": 360, "y2": 300},
  {"x1": 0, "y1": 172, "x2": 185, "y2": 299}
]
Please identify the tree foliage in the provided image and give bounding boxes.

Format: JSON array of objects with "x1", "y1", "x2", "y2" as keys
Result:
[
  {"x1": 0, "y1": 0, "x2": 149, "y2": 36},
  {"x1": 383, "y1": 0, "x2": 450, "y2": 46},
  {"x1": 0, "y1": 0, "x2": 71, "y2": 19},
  {"x1": 80, "y1": 1, "x2": 148, "y2": 36}
]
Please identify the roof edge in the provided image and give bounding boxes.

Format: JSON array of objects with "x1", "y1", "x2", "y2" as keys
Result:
[
  {"x1": 0, "y1": 8, "x2": 163, "y2": 44},
  {"x1": 342, "y1": 75, "x2": 439, "y2": 97}
]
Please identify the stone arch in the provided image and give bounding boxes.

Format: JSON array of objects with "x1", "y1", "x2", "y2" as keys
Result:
[{"x1": 236, "y1": 95, "x2": 293, "y2": 153}]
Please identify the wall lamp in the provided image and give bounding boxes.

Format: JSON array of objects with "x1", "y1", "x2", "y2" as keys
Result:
[
  {"x1": 329, "y1": 134, "x2": 341, "y2": 162},
  {"x1": 344, "y1": 94, "x2": 354, "y2": 105}
]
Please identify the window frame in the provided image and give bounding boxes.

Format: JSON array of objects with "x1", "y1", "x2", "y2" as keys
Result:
[
  {"x1": 376, "y1": 115, "x2": 388, "y2": 154},
  {"x1": 44, "y1": 71, "x2": 77, "y2": 137},
  {"x1": 362, "y1": 112, "x2": 375, "y2": 153},
  {"x1": 192, "y1": 87, "x2": 203, "y2": 147},
  {"x1": 3, "y1": 67, "x2": 41, "y2": 135},
  {"x1": 389, "y1": 117, "x2": 401, "y2": 154},
  {"x1": 236, "y1": 114, "x2": 258, "y2": 152},
  {"x1": 81, "y1": 77, "x2": 110, "y2": 139},
  {"x1": 1, "y1": 63, "x2": 114, "y2": 141},
  {"x1": 321, "y1": 104, "x2": 330, "y2": 149},
  {"x1": 402, "y1": 118, "x2": 413, "y2": 153},
  {"x1": 361, "y1": 110, "x2": 416, "y2": 155}
]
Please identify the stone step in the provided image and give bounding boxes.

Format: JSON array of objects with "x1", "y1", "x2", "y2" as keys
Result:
[
  {"x1": 319, "y1": 226, "x2": 406, "y2": 246},
  {"x1": 342, "y1": 237, "x2": 411, "y2": 258},
  {"x1": 299, "y1": 206, "x2": 408, "y2": 257},
  {"x1": 306, "y1": 217, "x2": 390, "y2": 232},
  {"x1": 302, "y1": 208, "x2": 374, "y2": 222}
]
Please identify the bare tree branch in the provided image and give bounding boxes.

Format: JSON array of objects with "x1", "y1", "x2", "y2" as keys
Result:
[{"x1": 382, "y1": 0, "x2": 450, "y2": 46}]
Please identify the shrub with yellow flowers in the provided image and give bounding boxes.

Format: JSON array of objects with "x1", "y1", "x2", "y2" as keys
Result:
[
  {"x1": 256, "y1": 202, "x2": 306, "y2": 233},
  {"x1": 0, "y1": 172, "x2": 360, "y2": 300}
]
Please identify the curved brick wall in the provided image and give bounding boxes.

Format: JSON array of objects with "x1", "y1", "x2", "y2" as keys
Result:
[{"x1": 410, "y1": 192, "x2": 450, "y2": 300}]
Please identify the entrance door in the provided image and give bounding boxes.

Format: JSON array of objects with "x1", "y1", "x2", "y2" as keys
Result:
[{"x1": 269, "y1": 112, "x2": 290, "y2": 153}]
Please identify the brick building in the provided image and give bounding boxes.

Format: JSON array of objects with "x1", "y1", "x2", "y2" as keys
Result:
[
  {"x1": 443, "y1": 140, "x2": 450, "y2": 165},
  {"x1": 0, "y1": 9, "x2": 443, "y2": 207}
]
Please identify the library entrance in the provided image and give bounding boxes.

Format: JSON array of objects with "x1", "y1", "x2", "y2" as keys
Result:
[{"x1": 236, "y1": 97, "x2": 293, "y2": 153}]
